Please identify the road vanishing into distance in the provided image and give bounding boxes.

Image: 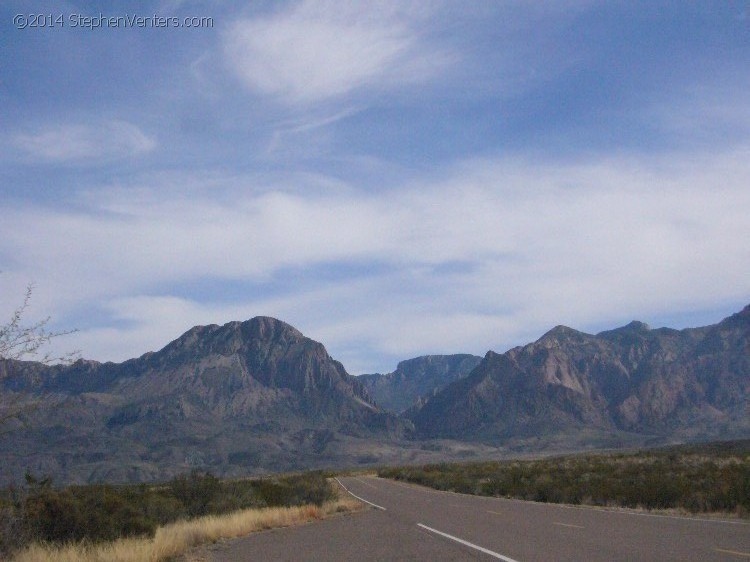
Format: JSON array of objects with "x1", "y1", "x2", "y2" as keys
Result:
[{"x1": 206, "y1": 476, "x2": 750, "y2": 561}]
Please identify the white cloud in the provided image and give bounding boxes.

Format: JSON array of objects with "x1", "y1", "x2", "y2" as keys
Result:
[
  {"x1": 223, "y1": 1, "x2": 449, "y2": 104},
  {"x1": 3, "y1": 147, "x2": 749, "y2": 371},
  {"x1": 13, "y1": 121, "x2": 155, "y2": 164},
  {"x1": 59, "y1": 296, "x2": 213, "y2": 362}
]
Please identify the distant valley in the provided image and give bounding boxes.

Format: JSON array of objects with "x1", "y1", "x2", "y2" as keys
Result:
[
  {"x1": 0, "y1": 305, "x2": 748, "y2": 485},
  {"x1": 360, "y1": 354, "x2": 482, "y2": 414}
]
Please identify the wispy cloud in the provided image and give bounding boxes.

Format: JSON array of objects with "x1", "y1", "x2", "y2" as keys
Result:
[
  {"x1": 13, "y1": 121, "x2": 155, "y2": 164},
  {"x1": 223, "y1": 1, "x2": 450, "y2": 104},
  {"x1": 265, "y1": 106, "x2": 361, "y2": 158},
  {"x1": 3, "y1": 2, "x2": 748, "y2": 374},
  {"x1": 4, "y1": 147, "x2": 748, "y2": 369}
]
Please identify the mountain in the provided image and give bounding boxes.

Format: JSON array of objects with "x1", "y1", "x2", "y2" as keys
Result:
[
  {"x1": 2, "y1": 306, "x2": 748, "y2": 485},
  {"x1": 410, "y1": 305, "x2": 750, "y2": 448},
  {"x1": 359, "y1": 354, "x2": 482, "y2": 414},
  {"x1": 0, "y1": 317, "x2": 409, "y2": 485}
]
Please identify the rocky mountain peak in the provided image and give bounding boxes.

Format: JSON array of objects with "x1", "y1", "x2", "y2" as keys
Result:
[
  {"x1": 622, "y1": 320, "x2": 650, "y2": 332},
  {"x1": 240, "y1": 316, "x2": 305, "y2": 340},
  {"x1": 151, "y1": 316, "x2": 306, "y2": 364},
  {"x1": 720, "y1": 304, "x2": 750, "y2": 328},
  {"x1": 1, "y1": 305, "x2": 748, "y2": 485},
  {"x1": 596, "y1": 320, "x2": 652, "y2": 344},
  {"x1": 0, "y1": 316, "x2": 409, "y2": 484},
  {"x1": 538, "y1": 325, "x2": 589, "y2": 345},
  {"x1": 412, "y1": 303, "x2": 750, "y2": 443}
]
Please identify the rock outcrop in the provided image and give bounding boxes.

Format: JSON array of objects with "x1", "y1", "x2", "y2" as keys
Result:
[{"x1": 411, "y1": 306, "x2": 750, "y2": 445}]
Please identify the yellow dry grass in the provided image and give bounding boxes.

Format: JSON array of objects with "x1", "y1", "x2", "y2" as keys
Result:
[{"x1": 12, "y1": 495, "x2": 362, "y2": 562}]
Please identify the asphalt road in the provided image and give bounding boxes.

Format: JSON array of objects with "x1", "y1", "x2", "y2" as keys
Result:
[{"x1": 205, "y1": 476, "x2": 750, "y2": 561}]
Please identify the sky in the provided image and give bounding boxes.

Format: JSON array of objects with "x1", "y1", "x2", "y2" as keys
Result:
[{"x1": 1, "y1": 1, "x2": 749, "y2": 374}]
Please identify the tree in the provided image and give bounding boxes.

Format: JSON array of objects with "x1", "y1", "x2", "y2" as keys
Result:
[
  {"x1": 0, "y1": 282, "x2": 78, "y2": 433},
  {"x1": 0, "y1": 283, "x2": 77, "y2": 363}
]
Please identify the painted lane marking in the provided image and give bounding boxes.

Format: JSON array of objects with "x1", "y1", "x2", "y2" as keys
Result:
[
  {"x1": 553, "y1": 522, "x2": 585, "y2": 529},
  {"x1": 715, "y1": 548, "x2": 750, "y2": 558},
  {"x1": 334, "y1": 477, "x2": 386, "y2": 511},
  {"x1": 487, "y1": 510, "x2": 504, "y2": 516},
  {"x1": 533, "y1": 501, "x2": 750, "y2": 526},
  {"x1": 381, "y1": 478, "x2": 749, "y2": 526},
  {"x1": 417, "y1": 523, "x2": 520, "y2": 562},
  {"x1": 488, "y1": 495, "x2": 750, "y2": 526},
  {"x1": 354, "y1": 477, "x2": 379, "y2": 490}
]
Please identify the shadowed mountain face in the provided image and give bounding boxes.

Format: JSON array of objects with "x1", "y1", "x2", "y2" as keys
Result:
[
  {"x1": 0, "y1": 317, "x2": 408, "y2": 484},
  {"x1": 410, "y1": 306, "x2": 750, "y2": 445},
  {"x1": 359, "y1": 354, "x2": 482, "y2": 414},
  {"x1": 1, "y1": 307, "x2": 748, "y2": 485}
]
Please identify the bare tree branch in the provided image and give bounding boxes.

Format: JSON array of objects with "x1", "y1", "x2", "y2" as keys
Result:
[
  {"x1": 0, "y1": 283, "x2": 79, "y2": 363},
  {"x1": 0, "y1": 281, "x2": 79, "y2": 432}
]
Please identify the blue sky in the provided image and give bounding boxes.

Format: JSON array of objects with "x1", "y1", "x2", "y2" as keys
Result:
[{"x1": 1, "y1": 1, "x2": 749, "y2": 374}]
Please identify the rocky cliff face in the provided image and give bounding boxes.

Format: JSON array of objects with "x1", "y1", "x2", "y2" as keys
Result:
[
  {"x1": 359, "y1": 354, "x2": 482, "y2": 414},
  {"x1": 0, "y1": 317, "x2": 407, "y2": 484},
  {"x1": 411, "y1": 306, "x2": 750, "y2": 445},
  {"x1": 104, "y1": 317, "x2": 384, "y2": 425},
  {"x1": 2, "y1": 306, "x2": 748, "y2": 484}
]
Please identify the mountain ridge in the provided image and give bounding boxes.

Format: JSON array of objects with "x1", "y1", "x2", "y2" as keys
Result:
[
  {"x1": 1, "y1": 306, "x2": 748, "y2": 485},
  {"x1": 0, "y1": 316, "x2": 407, "y2": 484},
  {"x1": 359, "y1": 354, "x2": 482, "y2": 414},
  {"x1": 410, "y1": 306, "x2": 750, "y2": 445}
]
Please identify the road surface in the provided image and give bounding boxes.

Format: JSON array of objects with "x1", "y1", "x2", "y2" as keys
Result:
[{"x1": 205, "y1": 475, "x2": 750, "y2": 561}]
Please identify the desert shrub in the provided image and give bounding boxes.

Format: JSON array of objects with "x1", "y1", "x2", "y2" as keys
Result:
[
  {"x1": 252, "y1": 472, "x2": 335, "y2": 507},
  {"x1": 0, "y1": 468, "x2": 337, "y2": 556},
  {"x1": 135, "y1": 487, "x2": 186, "y2": 525},
  {"x1": 20, "y1": 484, "x2": 156, "y2": 544},
  {"x1": 378, "y1": 440, "x2": 750, "y2": 516},
  {"x1": 168, "y1": 470, "x2": 223, "y2": 517},
  {"x1": 164, "y1": 470, "x2": 333, "y2": 515},
  {"x1": 0, "y1": 504, "x2": 23, "y2": 556},
  {"x1": 22, "y1": 487, "x2": 85, "y2": 543}
]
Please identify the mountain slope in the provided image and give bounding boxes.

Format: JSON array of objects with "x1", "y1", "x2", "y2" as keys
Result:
[
  {"x1": 0, "y1": 317, "x2": 407, "y2": 484},
  {"x1": 359, "y1": 354, "x2": 482, "y2": 414},
  {"x1": 411, "y1": 306, "x2": 750, "y2": 446},
  {"x1": 2, "y1": 306, "x2": 748, "y2": 484}
]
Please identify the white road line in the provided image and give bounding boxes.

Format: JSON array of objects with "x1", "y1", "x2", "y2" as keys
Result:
[
  {"x1": 384, "y1": 479, "x2": 749, "y2": 526},
  {"x1": 542, "y1": 502, "x2": 750, "y2": 526},
  {"x1": 334, "y1": 477, "x2": 386, "y2": 511},
  {"x1": 553, "y1": 522, "x2": 585, "y2": 529},
  {"x1": 417, "y1": 523, "x2": 520, "y2": 562},
  {"x1": 714, "y1": 548, "x2": 750, "y2": 558},
  {"x1": 354, "y1": 476, "x2": 379, "y2": 490}
]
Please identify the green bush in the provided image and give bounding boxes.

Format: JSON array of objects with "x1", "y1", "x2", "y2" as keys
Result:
[
  {"x1": 0, "y1": 468, "x2": 337, "y2": 555},
  {"x1": 21, "y1": 485, "x2": 156, "y2": 544},
  {"x1": 378, "y1": 441, "x2": 750, "y2": 516},
  {"x1": 168, "y1": 470, "x2": 223, "y2": 517},
  {"x1": 252, "y1": 472, "x2": 335, "y2": 507}
]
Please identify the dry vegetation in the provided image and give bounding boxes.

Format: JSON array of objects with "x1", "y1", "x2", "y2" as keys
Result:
[
  {"x1": 12, "y1": 495, "x2": 360, "y2": 562},
  {"x1": 11, "y1": 497, "x2": 360, "y2": 562},
  {"x1": 378, "y1": 440, "x2": 750, "y2": 517},
  {"x1": 1, "y1": 471, "x2": 362, "y2": 561}
]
